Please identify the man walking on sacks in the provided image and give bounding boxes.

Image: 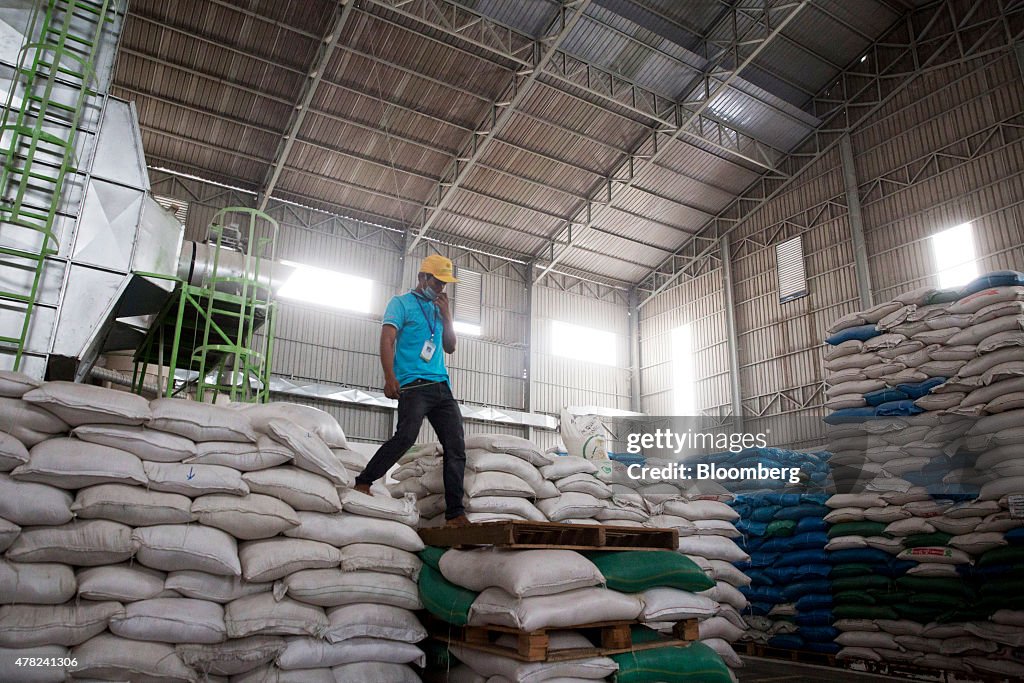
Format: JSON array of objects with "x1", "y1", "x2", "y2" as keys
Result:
[{"x1": 354, "y1": 254, "x2": 470, "y2": 527}]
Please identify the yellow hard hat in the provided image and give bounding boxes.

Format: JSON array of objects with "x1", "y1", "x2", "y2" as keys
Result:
[{"x1": 419, "y1": 254, "x2": 458, "y2": 283}]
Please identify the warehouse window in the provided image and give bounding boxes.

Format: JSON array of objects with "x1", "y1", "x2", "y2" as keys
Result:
[
  {"x1": 931, "y1": 223, "x2": 978, "y2": 288},
  {"x1": 776, "y1": 236, "x2": 808, "y2": 303},
  {"x1": 278, "y1": 260, "x2": 373, "y2": 313},
  {"x1": 672, "y1": 324, "x2": 696, "y2": 415},
  {"x1": 153, "y1": 194, "x2": 189, "y2": 224},
  {"x1": 552, "y1": 320, "x2": 616, "y2": 366},
  {"x1": 453, "y1": 267, "x2": 482, "y2": 336}
]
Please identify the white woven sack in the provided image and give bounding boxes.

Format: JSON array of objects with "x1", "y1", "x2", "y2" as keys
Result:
[
  {"x1": 825, "y1": 536, "x2": 869, "y2": 551},
  {"x1": 537, "y1": 492, "x2": 607, "y2": 521},
  {"x1": 949, "y1": 318, "x2": 1024, "y2": 346},
  {"x1": 176, "y1": 636, "x2": 285, "y2": 676},
  {"x1": 165, "y1": 571, "x2": 271, "y2": 603},
  {"x1": 243, "y1": 467, "x2": 341, "y2": 513},
  {"x1": 239, "y1": 538, "x2": 340, "y2": 583},
  {"x1": 676, "y1": 536, "x2": 749, "y2": 563},
  {"x1": 555, "y1": 473, "x2": 613, "y2": 499},
  {"x1": 836, "y1": 631, "x2": 899, "y2": 649},
  {"x1": 824, "y1": 507, "x2": 866, "y2": 524},
  {"x1": 8, "y1": 519, "x2": 136, "y2": 565},
  {"x1": 467, "y1": 449, "x2": 547, "y2": 493},
  {"x1": 828, "y1": 379, "x2": 886, "y2": 396},
  {"x1": 646, "y1": 515, "x2": 696, "y2": 535},
  {"x1": 905, "y1": 562, "x2": 959, "y2": 577},
  {"x1": 69, "y1": 634, "x2": 195, "y2": 682},
  {"x1": 72, "y1": 483, "x2": 195, "y2": 526},
  {"x1": 977, "y1": 512, "x2": 1024, "y2": 533},
  {"x1": 440, "y1": 548, "x2": 604, "y2": 598},
  {"x1": 266, "y1": 419, "x2": 349, "y2": 486},
  {"x1": 962, "y1": 377, "x2": 1024, "y2": 408},
  {"x1": 134, "y1": 524, "x2": 241, "y2": 576},
  {"x1": 324, "y1": 604, "x2": 425, "y2": 644},
  {"x1": 940, "y1": 635, "x2": 998, "y2": 655},
  {"x1": 864, "y1": 506, "x2": 912, "y2": 523},
  {"x1": 191, "y1": 493, "x2": 300, "y2": 540},
  {"x1": 699, "y1": 615, "x2": 746, "y2": 642},
  {"x1": 329, "y1": 662, "x2": 421, "y2": 683},
  {"x1": 276, "y1": 569, "x2": 420, "y2": 610},
  {"x1": 897, "y1": 546, "x2": 971, "y2": 564},
  {"x1": 185, "y1": 436, "x2": 293, "y2": 471},
  {"x1": 828, "y1": 311, "x2": 867, "y2": 334},
  {"x1": 0, "y1": 473, "x2": 73, "y2": 525},
  {"x1": 594, "y1": 505, "x2": 648, "y2": 524},
  {"x1": 0, "y1": 645, "x2": 67, "y2": 683},
  {"x1": 972, "y1": 299, "x2": 1024, "y2": 323},
  {"x1": 708, "y1": 560, "x2": 752, "y2": 587},
  {"x1": 540, "y1": 456, "x2": 598, "y2": 480},
  {"x1": 981, "y1": 360, "x2": 1024, "y2": 385},
  {"x1": 927, "y1": 516, "x2": 981, "y2": 536},
  {"x1": 964, "y1": 621, "x2": 1024, "y2": 648},
  {"x1": 77, "y1": 564, "x2": 166, "y2": 602},
  {"x1": 450, "y1": 642, "x2": 616, "y2": 683},
  {"x1": 865, "y1": 536, "x2": 904, "y2": 554},
  {"x1": 467, "y1": 496, "x2": 547, "y2": 522},
  {"x1": 979, "y1": 475, "x2": 1024, "y2": 501},
  {"x1": 699, "y1": 582, "x2": 748, "y2": 611},
  {"x1": 979, "y1": 329, "x2": 1024, "y2": 354},
  {"x1": 693, "y1": 519, "x2": 741, "y2": 538},
  {"x1": 144, "y1": 461, "x2": 249, "y2": 498},
  {"x1": 338, "y1": 543, "x2": 422, "y2": 580},
  {"x1": 110, "y1": 598, "x2": 226, "y2": 644},
  {"x1": 12, "y1": 438, "x2": 146, "y2": 489},
  {"x1": 464, "y1": 470, "x2": 535, "y2": 498},
  {"x1": 823, "y1": 339, "x2": 863, "y2": 360},
  {"x1": 949, "y1": 286, "x2": 1024, "y2": 314},
  {"x1": 964, "y1": 657, "x2": 1024, "y2": 678},
  {"x1": 0, "y1": 370, "x2": 41, "y2": 397},
  {"x1": 915, "y1": 393, "x2": 965, "y2": 411},
  {"x1": 826, "y1": 394, "x2": 866, "y2": 410},
  {"x1": 332, "y1": 444, "x2": 373, "y2": 471},
  {"x1": 987, "y1": 392, "x2": 1024, "y2": 413},
  {"x1": 0, "y1": 432, "x2": 28, "y2": 472},
  {"x1": 704, "y1": 638, "x2": 743, "y2": 668},
  {"x1": 225, "y1": 594, "x2": 327, "y2": 639},
  {"x1": 464, "y1": 434, "x2": 552, "y2": 467},
  {"x1": 0, "y1": 397, "x2": 68, "y2": 446},
  {"x1": 22, "y1": 382, "x2": 149, "y2": 427},
  {"x1": 0, "y1": 520, "x2": 18, "y2": 553},
  {"x1": 284, "y1": 511, "x2": 424, "y2": 552},
  {"x1": 0, "y1": 602, "x2": 124, "y2": 647},
  {"x1": 72, "y1": 423, "x2": 196, "y2": 462},
  {"x1": 276, "y1": 636, "x2": 425, "y2": 670},
  {"x1": 234, "y1": 665, "x2": 333, "y2": 683},
  {"x1": 150, "y1": 397, "x2": 257, "y2": 442},
  {"x1": 0, "y1": 560, "x2": 75, "y2": 604},
  {"x1": 339, "y1": 488, "x2": 417, "y2": 526},
  {"x1": 836, "y1": 646, "x2": 882, "y2": 662},
  {"x1": 640, "y1": 588, "x2": 718, "y2": 621},
  {"x1": 993, "y1": 610, "x2": 1024, "y2": 626},
  {"x1": 468, "y1": 586, "x2": 642, "y2": 631},
  {"x1": 826, "y1": 492, "x2": 885, "y2": 508},
  {"x1": 239, "y1": 402, "x2": 348, "y2": 448}
]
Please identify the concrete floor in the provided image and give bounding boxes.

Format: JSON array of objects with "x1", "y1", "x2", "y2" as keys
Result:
[{"x1": 741, "y1": 657, "x2": 909, "y2": 682}]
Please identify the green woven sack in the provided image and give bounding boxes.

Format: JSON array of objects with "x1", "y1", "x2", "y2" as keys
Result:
[
  {"x1": 418, "y1": 564, "x2": 476, "y2": 626},
  {"x1": 833, "y1": 605, "x2": 898, "y2": 620},
  {"x1": 902, "y1": 532, "x2": 953, "y2": 548},
  {"x1": 828, "y1": 522, "x2": 887, "y2": 539},
  {"x1": 909, "y1": 592, "x2": 960, "y2": 608},
  {"x1": 613, "y1": 642, "x2": 732, "y2": 683},
  {"x1": 765, "y1": 520, "x2": 796, "y2": 537},
  {"x1": 833, "y1": 591, "x2": 876, "y2": 605},
  {"x1": 419, "y1": 546, "x2": 447, "y2": 571},
  {"x1": 978, "y1": 546, "x2": 1024, "y2": 567},
  {"x1": 832, "y1": 575, "x2": 891, "y2": 592},
  {"x1": 895, "y1": 603, "x2": 947, "y2": 622},
  {"x1": 830, "y1": 563, "x2": 874, "y2": 578},
  {"x1": 980, "y1": 578, "x2": 1024, "y2": 597},
  {"x1": 896, "y1": 576, "x2": 970, "y2": 596},
  {"x1": 585, "y1": 551, "x2": 714, "y2": 593}
]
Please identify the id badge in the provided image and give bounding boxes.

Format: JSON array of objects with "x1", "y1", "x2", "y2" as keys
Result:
[{"x1": 420, "y1": 338, "x2": 436, "y2": 362}]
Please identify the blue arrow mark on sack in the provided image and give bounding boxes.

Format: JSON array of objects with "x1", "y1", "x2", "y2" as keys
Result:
[{"x1": 186, "y1": 467, "x2": 195, "y2": 480}]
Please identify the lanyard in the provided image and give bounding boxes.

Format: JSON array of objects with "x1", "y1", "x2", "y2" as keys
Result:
[{"x1": 414, "y1": 293, "x2": 438, "y2": 336}]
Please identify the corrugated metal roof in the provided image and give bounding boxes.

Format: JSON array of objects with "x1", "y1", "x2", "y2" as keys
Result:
[{"x1": 113, "y1": 0, "x2": 910, "y2": 283}]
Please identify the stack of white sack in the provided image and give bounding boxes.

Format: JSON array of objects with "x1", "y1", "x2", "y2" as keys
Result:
[
  {"x1": 539, "y1": 456, "x2": 655, "y2": 527},
  {"x1": 390, "y1": 435, "x2": 555, "y2": 526},
  {"x1": 644, "y1": 498, "x2": 749, "y2": 670},
  {"x1": 0, "y1": 375, "x2": 426, "y2": 683}
]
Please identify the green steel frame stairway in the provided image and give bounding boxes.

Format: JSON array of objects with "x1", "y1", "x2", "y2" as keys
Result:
[{"x1": 0, "y1": 0, "x2": 115, "y2": 370}]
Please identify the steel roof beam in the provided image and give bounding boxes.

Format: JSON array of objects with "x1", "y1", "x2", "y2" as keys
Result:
[
  {"x1": 637, "y1": 0, "x2": 1024, "y2": 304},
  {"x1": 257, "y1": 0, "x2": 355, "y2": 211},
  {"x1": 405, "y1": 1, "x2": 594, "y2": 254},
  {"x1": 532, "y1": 0, "x2": 809, "y2": 283}
]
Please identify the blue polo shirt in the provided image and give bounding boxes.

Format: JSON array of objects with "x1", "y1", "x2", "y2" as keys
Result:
[{"x1": 382, "y1": 290, "x2": 449, "y2": 387}]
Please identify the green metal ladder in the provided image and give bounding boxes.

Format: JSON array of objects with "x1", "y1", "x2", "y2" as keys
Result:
[
  {"x1": 132, "y1": 208, "x2": 279, "y2": 404},
  {"x1": 0, "y1": 0, "x2": 114, "y2": 370}
]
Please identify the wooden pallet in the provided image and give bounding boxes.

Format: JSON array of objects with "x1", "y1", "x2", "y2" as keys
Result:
[
  {"x1": 430, "y1": 617, "x2": 699, "y2": 662},
  {"x1": 418, "y1": 520, "x2": 678, "y2": 551},
  {"x1": 740, "y1": 641, "x2": 837, "y2": 667},
  {"x1": 847, "y1": 657, "x2": 1017, "y2": 683}
]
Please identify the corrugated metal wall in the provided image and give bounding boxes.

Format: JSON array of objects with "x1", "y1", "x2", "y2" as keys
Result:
[{"x1": 639, "y1": 48, "x2": 1024, "y2": 450}]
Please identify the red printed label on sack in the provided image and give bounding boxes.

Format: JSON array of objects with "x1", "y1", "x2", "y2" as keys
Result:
[{"x1": 910, "y1": 547, "x2": 950, "y2": 557}]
